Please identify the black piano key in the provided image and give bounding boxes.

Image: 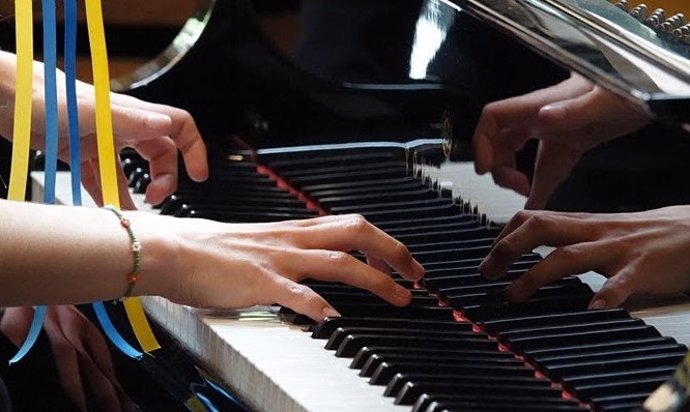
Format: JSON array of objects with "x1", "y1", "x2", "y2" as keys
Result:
[
  {"x1": 497, "y1": 318, "x2": 646, "y2": 342},
  {"x1": 412, "y1": 394, "x2": 587, "y2": 412},
  {"x1": 459, "y1": 292, "x2": 594, "y2": 322},
  {"x1": 350, "y1": 346, "x2": 515, "y2": 369},
  {"x1": 573, "y1": 376, "x2": 668, "y2": 402},
  {"x1": 335, "y1": 334, "x2": 499, "y2": 357},
  {"x1": 508, "y1": 325, "x2": 662, "y2": 353},
  {"x1": 544, "y1": 353, "x2": 685, "y2": 381},
  {"x1": 324, "y1": 327, "x2": 482, "y2": 351},
  {"x1": 276, "y1": 160, "x2": 409, "y2": 179},
  {"x1": 441, "y1": 282, "x2": 592, "y2": 308},
  {"x1": 562, "y1": 365, "x2": 677, "y2": 392},
  {"x1": 524, "y1": 336, "x2": 681, "y2": 363},
  {"x1": 317, "y1": 188, "x2": 441, "y2": 208},
  {"x1": 481, "y1": 308, "x2": 631, "y2": 334},
  {"x1": 370, "y1": 361, "x2": 534, "y2": 386},
  {"x1": 359, "y1": 352, "x2": 523, "y2": 378},
  {"x1": 288, "y1": 167, "x2": 410, "y2": 187},
  {"x1": 303, "y1": 176, "x2": 421, "y2": 195},
  {"x1": 391, "y1": 226, "x2": 503, "y2": 243},
  {"x1": 386, "y1": 373, "x2": 551, "y2": 399},
  {"x1": 283, "y1": 304, "x2": 455, "y2": 326},
  {"x1": 535, "y1": 343, "x2": 687, "y2": 371},
  {"x1": 407, "y1": 237, "x2": 495, "y2": 254},
  {"x1": 310, "y1": 317, "x2": 471, "y2": 339},
  {"x1": 394, "y1": 381, "x2": 564, "y2": 405},
  {"x1": 588, "y1": 392, "x2": 652, "y2": 410},
  {"x1": 437, "y1": 276, "x2": 582, "y2": 298}
]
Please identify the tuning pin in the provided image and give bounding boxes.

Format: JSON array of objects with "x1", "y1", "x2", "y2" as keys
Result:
[
  {"x1": 672, "y1": 24, "x2": 690, "y2": 43},
  {"x1": 660, "y1": 13, "x2": 685, "y2": 33},
  {"x1": 630, "y1": 4, "x2": 648, "y2": 21},
  {"x1": 615, "y1": 0, "x2": 628, "y2": 11},
  {"x1": 645, "y1": 8, "x2": 665, "y2": 28}
]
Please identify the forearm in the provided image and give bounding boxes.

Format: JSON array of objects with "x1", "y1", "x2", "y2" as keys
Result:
[{"x1": 0, "y1": 199, "x2": 178, "y2": 306}]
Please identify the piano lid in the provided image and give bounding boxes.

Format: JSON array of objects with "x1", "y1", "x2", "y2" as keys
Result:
[{"x1": 435, "y1": 0, "x2": 690, "y2": 125}]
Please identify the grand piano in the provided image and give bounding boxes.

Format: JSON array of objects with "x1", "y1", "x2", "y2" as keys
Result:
[{"x1": 41, "y1": 0, "x2": 690, "y2": 411}]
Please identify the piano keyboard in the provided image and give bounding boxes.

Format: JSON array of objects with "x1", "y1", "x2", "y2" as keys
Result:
[{"x1": 35, "y1": 142, "x2": 690, "y2": 412}]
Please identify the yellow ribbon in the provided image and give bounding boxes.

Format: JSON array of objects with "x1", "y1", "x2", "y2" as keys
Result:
[
  {"x1": 84, "y1": 0, "x2": 160, "y2": 353},
  {"x1": 8, "y1": 0, "x2": 33, "y2": 202}
]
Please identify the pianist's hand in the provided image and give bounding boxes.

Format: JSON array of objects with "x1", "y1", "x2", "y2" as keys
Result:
[
  {"x1": 0, "y1": 305, "x2": 133, "y2": 412},
  {"x1": 142, "y1": 214, "x2": 426, "y2": 321},
  {"x1": 473, "y1": 72, "x2": 649, "y2": 209},
  {"x1": 0, "y1": 50, "x2": 209, "y2": 209},
  {"x1": 479, "y1": 206, "x2": 690, "y2": 309}
]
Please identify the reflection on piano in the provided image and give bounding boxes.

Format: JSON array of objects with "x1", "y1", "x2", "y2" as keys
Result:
[{"x1": 45, "y1": 0, "x2": 690, "y2": 410}]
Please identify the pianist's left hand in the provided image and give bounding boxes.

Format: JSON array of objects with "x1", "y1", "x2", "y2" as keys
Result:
[
  {"x1": 472, "y1": 72, "x2": 649, "y2": 210},
  {"x1": 142, "y1": 213, "x2": 426, "y2": 321},
  {"x1": 1, "y1": 305, "x2": 133, "y2": 412},
  {"x1": 0, "y1": 50, "x2": 209, "y2": 209},
  {"x1": 479, "y1": 206, "x2": 690, "y2": 309}
]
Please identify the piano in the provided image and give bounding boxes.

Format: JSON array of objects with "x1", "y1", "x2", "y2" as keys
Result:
[{"x1": 36, "y1": 0, "x2": 690, "y2": 411}]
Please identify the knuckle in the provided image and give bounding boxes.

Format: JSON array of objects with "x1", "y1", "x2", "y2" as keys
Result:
[
  {"x1": 343, "y1": 214, "x2": 370, "y2": 233},
  {"x1": 523, "y1": 214, "x2": 551, "y2": 232},
  {"x1": 328, "y1": 251, "x2": 352, "y2": 266}
]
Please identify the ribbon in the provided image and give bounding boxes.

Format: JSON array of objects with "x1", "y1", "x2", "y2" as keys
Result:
[
  {"x1": 84, "y1": 0, "x2": 160, "y2": 353},
  {"x1": 7, "y1": 0, "x2": 42, "y2": 366},
  {"x1": 61, "y1": 0, "x2": 143, "y2": 359}
]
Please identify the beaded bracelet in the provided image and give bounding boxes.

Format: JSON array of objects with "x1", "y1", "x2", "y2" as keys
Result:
[{"x1": 104, "y1": 205, "x2": 142, "y2": 299}]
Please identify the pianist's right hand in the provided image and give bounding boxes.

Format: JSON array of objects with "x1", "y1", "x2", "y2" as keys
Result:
[{"x1": 479, "y1": 206, "x2": 690, "y2": 309}]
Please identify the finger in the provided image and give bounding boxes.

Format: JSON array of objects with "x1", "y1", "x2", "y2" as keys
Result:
[
  {"x1": 111, "y1": 100, "x2": 208, "y2": 182},
  {"x1": 287, "y1": 249, "x2": 412, "y2": 307},
  {"x1": 367, "y1": 255, "x2": 392, "y2": 276},
  {"x1": 75, "y1": 351, "x2": 123, "y2": 412},
  {"x1": 481, "y1": 212, "x2": 597, "y2": 278},
  {"x1": 491, "y1": 166, "x2": 530, "y2": 196},
  {"x1": 54, "y1": 306, "x2": 117, "y2": 381},
  {"x1": 0, "y1": 307, "x2": 34, "y2": 346},
  {"x1": 535, "y1": 87, "x2": 602, "y2": 136},
  {"x1": 295, "y1": 214, "x2": 425, "y2": 281},
  {"x1": 132, "y1": 136, "x2": 178, "y2": 205},
  {"x1": 503, "y1": 240, "x2": 608, "y2": 302},
  {"x1": 44, "y1": 309, "x2": 88, "y2": 412},
  {"x1": 110, "y1": 104, "x2": 174, "y2": 141},
  {"x1": 525, "y1": 140, "x2": 582, "y2": 210},
  {"x1": 270, "y1": 278, "x2": 341, "y2": 321},
  {"x1": 589, "y1": 267, "x2": 637, "y2": 309},
  {"x1": 81, "y1": 160, "x2": 104, "y2": 207}
]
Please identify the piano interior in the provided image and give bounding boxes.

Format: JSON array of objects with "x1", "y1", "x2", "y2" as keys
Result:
[{"x1": 7, "y1": 0, "x2": 690, "y2": 411}]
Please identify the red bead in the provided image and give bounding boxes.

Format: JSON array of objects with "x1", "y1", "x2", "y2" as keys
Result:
[
  {"x1": 120, "y1": 218, "x2": 130, "y2": 228},
  {"x1": 127, "y1": 273, "x2": 139, "y2": 284}
]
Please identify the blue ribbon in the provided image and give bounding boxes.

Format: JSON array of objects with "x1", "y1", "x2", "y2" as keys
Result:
[
  {"x1": 64, "y1": 0, "x2": 143, "y2": 359},
  {"x1": 10, "y1": 0, "x2": 58, "y2": 365}
]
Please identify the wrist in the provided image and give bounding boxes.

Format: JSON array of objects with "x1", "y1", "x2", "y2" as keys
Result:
[{"x1": 123, "y1": 211, "x2": 184, "y2": 300}]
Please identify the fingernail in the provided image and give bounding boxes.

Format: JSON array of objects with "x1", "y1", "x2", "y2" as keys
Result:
[
  {"x1": 322, "y1": 307, "x2": 341, "y2": 319},
  {"x1": 588, "y1": 299, "x2": 606, "y2": 310}
]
